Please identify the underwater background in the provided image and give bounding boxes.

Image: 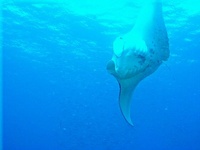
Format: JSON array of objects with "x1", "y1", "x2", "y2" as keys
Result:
[{"x1": 3, "y1": 0, "x2": 200, "y2": 149}]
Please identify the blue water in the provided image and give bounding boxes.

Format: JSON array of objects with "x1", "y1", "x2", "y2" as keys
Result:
[{"x1": 3, "y1": 1, "x2": 200, "y2": 150}]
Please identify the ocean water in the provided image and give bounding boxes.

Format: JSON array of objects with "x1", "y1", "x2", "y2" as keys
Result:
[{"x1": 3, "y1": 0, "x2": 200, "y2": 150}]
